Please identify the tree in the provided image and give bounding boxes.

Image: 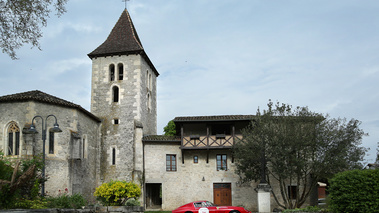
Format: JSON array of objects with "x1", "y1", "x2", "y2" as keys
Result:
[
  {"x1": 376, "y1": 142, "x2": 379, "y2": 164},
  {"x1": 163, "y1": 120, "x2": 176, "y2": 136},
  {"x1": 233, "y1": 101, "x2": 367, "y2": 209},
  {"x1": 0, "y1": 0, "x2": 68, "y2": 59}
]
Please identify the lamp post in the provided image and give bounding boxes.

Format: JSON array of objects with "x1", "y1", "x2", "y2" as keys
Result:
[{"x1": 26, "y1": 114, "x2": 62, "y2": 196}]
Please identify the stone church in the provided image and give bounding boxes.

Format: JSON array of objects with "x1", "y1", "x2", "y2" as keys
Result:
[{"x1": 0, "y1": 9, "x2": 317, "y2": 211}]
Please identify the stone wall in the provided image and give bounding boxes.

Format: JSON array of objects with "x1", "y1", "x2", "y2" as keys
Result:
[{"x1": 144, "y1": 142, "x2": 257, "y2": 211}]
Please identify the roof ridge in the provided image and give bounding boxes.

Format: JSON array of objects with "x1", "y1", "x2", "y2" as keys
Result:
[
  {"x1": 0, "y1": 90, "x2": 101, "y2": 122},
  {"x1": 125, "y1": 9, "x2": 143, "y2": 50}
]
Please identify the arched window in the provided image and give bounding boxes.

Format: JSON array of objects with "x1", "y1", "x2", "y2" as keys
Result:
[
  {"x1": 147, "y1": 93, "x2": 151, "y2": 112},
  {"x1": 149, "y1": 73, "x2": 152, "y2": 89},
  {"x1": 146, "y1": 70, "x2": 149, "y2": 88},
  {"x1": 49, "y1": 131, "x2": 55, "y2": 154},
  {"x1": 109, "y1": 64, "x2": 115, "y2": 81},
  {"x1": 118, "y1": 63, "x2": 124, "y2": 80},
  {"x1": 7, "y1": 122, "x2": 20, "y2": 156},
  {"x1": 82, "y1": 135, "x2": 87, "y2": 159},
  {"x1": 112, "y1": 86, "x2": 119, "y2": 102}
]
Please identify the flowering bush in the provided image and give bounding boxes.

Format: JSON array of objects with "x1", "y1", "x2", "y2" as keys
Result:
[{"x1": 94, "y1": 180, "x2": 141, "y2": 206}]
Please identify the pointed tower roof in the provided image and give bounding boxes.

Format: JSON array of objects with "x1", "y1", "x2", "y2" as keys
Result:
[{"x1": 88, "y1": 10, "x2": 159, "y2": 76}]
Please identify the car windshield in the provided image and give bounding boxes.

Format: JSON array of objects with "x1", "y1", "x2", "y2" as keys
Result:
[{"x1": 205, "y1": 201, "x2": 216, "y2": 207}]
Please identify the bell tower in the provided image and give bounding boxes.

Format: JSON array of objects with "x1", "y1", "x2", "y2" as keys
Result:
[{"x1": 88, "y1": 9, "x2": 159, "y2": 183}]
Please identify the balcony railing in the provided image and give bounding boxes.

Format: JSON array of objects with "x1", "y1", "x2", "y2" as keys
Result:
[{"x1": 181, "y1": 134, "x2": 243, "y2": 149}]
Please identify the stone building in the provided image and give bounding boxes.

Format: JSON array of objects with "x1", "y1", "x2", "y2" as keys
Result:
[
  {"x1": 0, "y1": 90, "x2": 101, "y2": 197},
  {"x1": 0, "y1": 9, "x2": 316, "y2": 211},
  {"x1": 143, "y1": 115, "x2": 258, "y2": 210}
]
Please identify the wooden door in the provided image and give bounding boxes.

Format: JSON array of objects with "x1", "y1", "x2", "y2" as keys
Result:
[{"x1": 213, "y1": 183, "x2": 232, "y2": 206}]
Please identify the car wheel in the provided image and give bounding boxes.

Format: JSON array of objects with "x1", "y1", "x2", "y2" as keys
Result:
[
  {"x1": 185, "y1": 211, "x2": 193, "y2": 213},
  {"x1": 230, "y1": 211, "x2": 240, "y2": 213}
]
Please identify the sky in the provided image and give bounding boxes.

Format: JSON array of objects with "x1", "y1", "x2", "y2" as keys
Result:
[{"x1": 0, "y1": 0, "x2": 378, "y2": 162}]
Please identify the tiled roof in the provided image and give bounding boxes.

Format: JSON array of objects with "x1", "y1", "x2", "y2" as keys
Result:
[
  {"x1": 0, "y1": 90, "x2": 101, "y2": 122},
  {"x1": 173, "y1": 115, "x2": 255, "y2": 122},
  {"x1": 88, "y1": 10, "x2": 143, "y2": 57},
  {"x1": 143, "y1": 135, "x2": 181, "y2": 142},
  {"x1": 88, "y1": 9, "x2": 159, "y2": 76}
]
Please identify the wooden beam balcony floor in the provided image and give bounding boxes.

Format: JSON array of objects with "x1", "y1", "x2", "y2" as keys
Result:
[{"x1": 180, "y1": 134, "x2": 243, "y2": 149}]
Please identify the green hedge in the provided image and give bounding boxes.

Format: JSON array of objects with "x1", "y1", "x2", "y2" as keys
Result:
[{"x1": 328, "y1": 169, "x2": 379, "y2": 213}]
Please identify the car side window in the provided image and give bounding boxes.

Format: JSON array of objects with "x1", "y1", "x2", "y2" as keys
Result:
[{"x1": 194, "y1": 203, "x2": 202, "y2": 208}]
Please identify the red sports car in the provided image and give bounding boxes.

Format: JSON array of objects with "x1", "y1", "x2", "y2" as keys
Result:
[{"x1": 172, "y1": 201, "x2": 251, "y2": 213}]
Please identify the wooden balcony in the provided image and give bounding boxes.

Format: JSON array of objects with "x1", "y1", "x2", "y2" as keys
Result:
[{"x1": 181, "y1": 134, "x2": 243, "y2": 149}]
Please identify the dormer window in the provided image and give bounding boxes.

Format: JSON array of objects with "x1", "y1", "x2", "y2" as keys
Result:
[{"x1": 109, "y1": 64, "x2": 115, "y2": 81}]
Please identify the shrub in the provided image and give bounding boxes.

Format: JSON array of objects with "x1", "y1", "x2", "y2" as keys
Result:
[
  {"x1": 11, "y1": 198, "x2": 47, "y2": 209},
  {"x1": 328, "y1": 169, "x2": 379, "y2": 213},
  {"x1": 46, "y1": 192, "x2": 87, "y2": 209},
  {"x1": 0, "y1": 152, "x2": 45, "y2": 209},
  {"x1": 125, "y1": 198, "x2": 140, "y2": 206},
  {"x1": 94, "y1": 180, "x2": 141, "y2": 206}
]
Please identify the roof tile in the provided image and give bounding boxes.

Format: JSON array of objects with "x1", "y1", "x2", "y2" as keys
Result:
[
  {"x1": 143, "y1": 135, "x2": 181, "y2": 142},
  {"x1": 173, "y1": 115, "x2": 255, "y2": 122},
  {"x1": 0, "y1": 90, "x2": 100, "y2": 122}
]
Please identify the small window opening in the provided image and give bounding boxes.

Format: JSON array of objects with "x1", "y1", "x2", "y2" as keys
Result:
[
  {"x1": 194, "y1": 156, "x2": 198, "y2": 163},
  {"x1": 114, "y1": 119, "x2": 119, "y2": 124},
  {"x1": 112, "y1": 148, "x2": 116, "y2": 165}
]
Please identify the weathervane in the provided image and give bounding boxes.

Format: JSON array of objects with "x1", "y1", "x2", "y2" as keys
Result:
[{"x1": 122, "y1": 0, "x2": 130, "y2": 9}]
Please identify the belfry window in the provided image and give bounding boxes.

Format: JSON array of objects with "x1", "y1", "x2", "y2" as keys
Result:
[
  {"x1": 113, "y1": 86, "x2": 119, "y2": 102},
  {"x1": 7, "y1": 122, "x2": 20, "y2": 156},
  {"x1": 109, "y1": 64, "x2": 115, "y2": 81},
  {"x1": 118, "y1": 63, "x2": 123, "y2": 80}
]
